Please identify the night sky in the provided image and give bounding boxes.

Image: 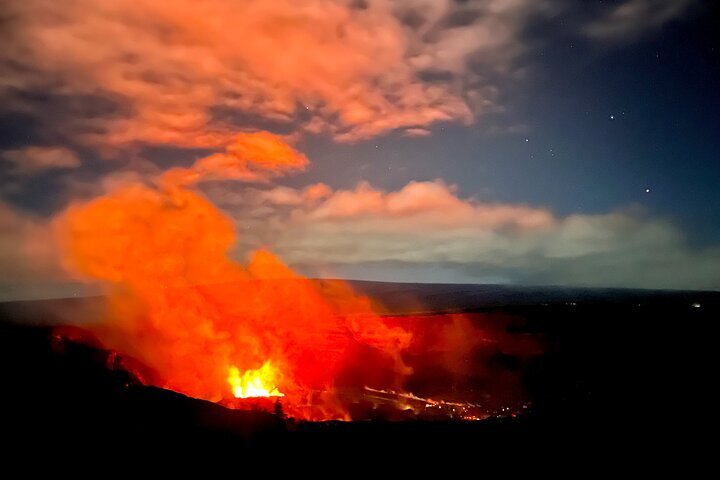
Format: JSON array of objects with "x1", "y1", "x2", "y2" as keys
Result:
[{"x1": 1, "y1": 0, "x2": 719, "y2": 300}]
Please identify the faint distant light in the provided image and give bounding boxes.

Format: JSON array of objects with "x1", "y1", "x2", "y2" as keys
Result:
[
  {"x1": 610, "y1": 115, "x2": 615, "y2": 120},
  {"x1": 525, "y1": 138, "x2": 529, "y2": 142},
  {"x1": 691, "y1": 303, "x2": 701, "y2": 308},
  {"x1": 645, "y1": 188, "x2": 651, "y2": 193}
]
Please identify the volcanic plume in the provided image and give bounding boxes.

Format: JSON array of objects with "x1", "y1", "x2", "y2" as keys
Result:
[{"x1": 54, "y1": 132, "x2": 412, "y2": 420}]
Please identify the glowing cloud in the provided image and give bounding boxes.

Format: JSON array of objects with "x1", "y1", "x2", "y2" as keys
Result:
[
  {"x1": 0, "y1": 0, "x2": 543, "y2": 147},
  {"x1": 2, "y1": 147, "x2": 81, "y2": 174},
  {"x1": 205, "y1": 180, "x2": 720, "y2": 290},
  {"x1": 161, "y1": 131, "x2": 309, "y2": 186}
]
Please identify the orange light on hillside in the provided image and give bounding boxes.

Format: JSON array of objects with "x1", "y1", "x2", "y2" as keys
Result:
[{"x1": 228, "y1": 361, "x2": 284, "y2": 398}]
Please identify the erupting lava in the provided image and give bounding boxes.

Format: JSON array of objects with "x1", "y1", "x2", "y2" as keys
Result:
[
  {"x1": 54, "y1": 133, "x2": 413, "y2": 420},
  {"x1": 228, "y1": 362, "x2": 284, "y2": 398}
]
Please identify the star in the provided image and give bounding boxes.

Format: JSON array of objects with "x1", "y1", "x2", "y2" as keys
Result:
[
  {"x1": 645, "y1": 188, "x2": 651, "y2": 193},
  {"x1": 610, "y1": 115, "x2": 615, "y2": 120}
]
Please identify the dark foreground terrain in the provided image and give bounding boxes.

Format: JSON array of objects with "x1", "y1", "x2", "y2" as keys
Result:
[{"x1": 0, "y1": 283, "x2": 716, "y2": 467}]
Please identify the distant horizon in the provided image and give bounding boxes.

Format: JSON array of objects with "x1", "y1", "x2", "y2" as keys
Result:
[{"x1": 2, "y1": 277, "x2": 718, "y2": 305}]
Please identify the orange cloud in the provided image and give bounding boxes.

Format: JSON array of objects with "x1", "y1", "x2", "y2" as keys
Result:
[
  {"x1": 2, "y1": 147, "x2": 81, "y2": 174},
  {"x1": 258, "y1": 183, "x2": 333, "y2": 207},
  {"x1": 161, "y1": 131, "x2": 308, "y2": 186},
  {"x1": 227, "y1": 181, "x2": 714, "y2": 289},
  {"x1": 305, "y1": 180, "x2": 555, "y2": 230},
  {"x1": 403, "y1": 128, "x2": 432, "y2": 137},
  {"x1": 1, "y1": 0, "x2": 542, "y2": 147}
]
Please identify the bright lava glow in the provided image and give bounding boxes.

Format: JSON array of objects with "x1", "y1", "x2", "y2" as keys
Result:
[{"x1": 228, "y1": 361, "x2": 284, "y2": 398}]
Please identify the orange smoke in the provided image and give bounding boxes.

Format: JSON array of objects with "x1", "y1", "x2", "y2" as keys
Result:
[{"x1": 54, "y1": 140, "x2": 411, "y2": 419}]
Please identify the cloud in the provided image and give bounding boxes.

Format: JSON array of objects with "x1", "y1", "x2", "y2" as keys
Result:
[
  {"x1": 0, "y1": 0, "x2": 694, "y2": 152},
  {"x1": 259, "y1": 183, "x2": 333, "y2": 207},
  {"x1": 160, "y1": 131, "x2": 309, "y2": 186},
  {"x1": 303, "y1": 180, "x2": 554, "y2": 229},
  {"x1": 584, "y1": 0, "x2": 696, "y2": 41},
  {"x1": 203, "y1": 180, "x2": 720, "y2": 290},
  {"x1": 0, "y1": 0, "x2": 550, "y2": 148},
  {"x1": 2, "y1": 146, "x2": 81, "y2": 174},
  {"x1": 0, "y1": 203, "x2": 70, "y2": 300},
  {"x1": 3, "y1": 177, "x2": 719, "y2": 301},
  {"x1": 402, "y1": 128, "x2": 432, "y2": 137}
]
